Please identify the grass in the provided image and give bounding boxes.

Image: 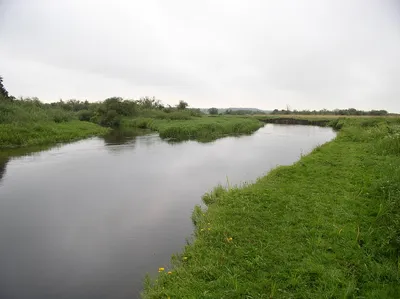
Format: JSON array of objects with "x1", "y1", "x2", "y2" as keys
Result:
[
  {"x1": 0, "y1": 99, "x2": 75, "y2": 123},
  {"x1": 1, "y1": 97, "x2": 263, "y2": 147},
  {"x1": 0, "y1": 121, "x2": 109, "y2": 148},
  {"x1": 123, "y1": 116, "x2": 264, "y2": 142},
  {"x1": 143, "y1": 117, "x2": 400, "y2": 298},
  {"x1": 0, "y1": 98, "x2": 110, "y2": 148}
]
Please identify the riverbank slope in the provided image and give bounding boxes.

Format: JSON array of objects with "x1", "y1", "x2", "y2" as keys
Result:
[{"x1": 143, "y1": 117, "x2": 400, "y2": 298}]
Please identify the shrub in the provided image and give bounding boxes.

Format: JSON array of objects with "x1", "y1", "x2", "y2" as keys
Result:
[
  {"x1": 78, "y1": 110, "x2": 94, "y2": 121},
  {"x1": 99, "y1": 109, "x2": 121, "y2": 127},
  {"x1": 52, "y1": 110, "x2": 73, "y2": 123}
]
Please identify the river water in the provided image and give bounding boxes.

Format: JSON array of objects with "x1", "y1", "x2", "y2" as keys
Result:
[{"x1": 0, "y1": 124, "x2": 336, "y2": 299}]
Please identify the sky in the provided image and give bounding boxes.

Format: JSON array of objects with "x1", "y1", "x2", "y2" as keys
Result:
[{"x1": 0, "y1": 0, "x2": 399, "y2": 111}]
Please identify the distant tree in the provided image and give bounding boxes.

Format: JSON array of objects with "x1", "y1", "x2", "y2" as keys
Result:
[
  {"x1": 208, "y1": 107, "x2": 219, "y2": 115},
  {"x1": 272, "y1": 109, "x2": 279, "y2": 115},
  {"x1": 177, "y1": 100, "x2": 189, "y2": 110},
  {"x1": 0, "y1": 76, "x2": 9, "y2": 98},
  {"x1": 270, "y1": 107, "x2": 390, "y2": 116}
]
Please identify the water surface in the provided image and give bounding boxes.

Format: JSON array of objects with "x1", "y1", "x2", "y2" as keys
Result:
[{"x1": 0, "y1": 124, "x2": 336, "y2": 299}]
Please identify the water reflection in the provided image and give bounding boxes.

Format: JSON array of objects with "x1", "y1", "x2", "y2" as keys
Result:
[
  {"x1": 0, "y1": 144, "x2": 56, "y2": 185},
  {"x1": 0, "y1": 125, "x2": 336, "y2": 299},
  {"x1": 102, "y1": 128, "x2": 151, "y2": 145},
  {"x1": 0, "y1": 158, "x2": 7, "y2": 183}
]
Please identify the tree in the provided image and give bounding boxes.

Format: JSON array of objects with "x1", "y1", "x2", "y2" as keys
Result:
[
  {"x1": 208, "y1": 107, "x2": 219, "y2": 115},
  {"x1": 177, "y1": 100, "x2": 189, "y2": 110},
  {"x1": 0, "y1": 76, "x2": 9, "y2": 98}
]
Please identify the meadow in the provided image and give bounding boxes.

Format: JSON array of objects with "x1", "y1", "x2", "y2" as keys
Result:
[{"x1": 143, "y1": 117, "x2": 400, "y2": 298}]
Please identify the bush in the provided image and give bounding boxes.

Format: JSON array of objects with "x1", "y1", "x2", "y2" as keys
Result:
[
  {"x1": 52, "y1": 110, "x2": 73, "y2": 123},
  {"x1": 78, "y1": 110, "x2": 94, "y2": 121},
  {"x1": 99, "y1": 109, "x2": 121, "y2": 127},
  {"x1": 208, "y1": 107, "x2": 219, "y2": 115}
]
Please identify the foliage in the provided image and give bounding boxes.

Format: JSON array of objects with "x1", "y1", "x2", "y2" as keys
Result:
[
  {"x1": 143, "y1": 117, "x2": 400, "y2": 298},
  {"x1": 176, "y1": 100, "x2": 189, "y2": 110},
  {"x1": 0, "y1": 76, "x2": 9, "y2": 98},
  {"x1": 136, "y1": 96, "x2": 164, "y2": 110},
  {"x1": 0, "y1": 98, "x2": 75, "y2": 124},
  {"x1": 208, "y1": 107, "x2": 219, "y2": 115}
]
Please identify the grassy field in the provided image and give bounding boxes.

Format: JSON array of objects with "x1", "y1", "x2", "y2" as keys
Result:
[
  {"x1": 123, "y1": 116, "x2": 264, "y2": 142},
  {"x1": 143, "y1": 117, "x2": 400, "y2": 298}
]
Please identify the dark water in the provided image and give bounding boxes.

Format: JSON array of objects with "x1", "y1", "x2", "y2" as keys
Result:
[{"x1": 0, "y1": 125, "x2": 336, "y2": 299}]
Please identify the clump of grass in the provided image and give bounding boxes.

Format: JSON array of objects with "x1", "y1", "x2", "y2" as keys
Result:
[
  {"x1": 143, "y1": 117, "x2": 400, "y2": 298},
  {"x1": 123, "y1": 117, "x2": 156, "y2": 130},
  {"x1": 375, "y1": 125, "x2": 400, "y2": 155},
  {"x1": 202, "y1": 185, "x2": 227, "y2": 206},
  {"x1": 191, "y1": 205, "x2": 205, "y2": 226}
]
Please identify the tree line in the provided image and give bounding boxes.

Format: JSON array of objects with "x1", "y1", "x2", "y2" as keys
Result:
[
  {"x1": 0, "y1": 75, "x2": 201, "y2": 127},
  {"x1": 271, "y1": 108, "x2": 389, "y2": 116}
]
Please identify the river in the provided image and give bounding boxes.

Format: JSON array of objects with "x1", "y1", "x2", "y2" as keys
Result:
[{"x1": 0, "y1": 124, "x2": 336, "y2": 299}]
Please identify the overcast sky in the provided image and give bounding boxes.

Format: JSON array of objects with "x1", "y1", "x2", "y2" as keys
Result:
[{"x1": 0, "y1": 0, "x2": 399, "y2": 111}]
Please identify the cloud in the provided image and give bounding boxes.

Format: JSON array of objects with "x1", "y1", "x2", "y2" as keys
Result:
[{"x1": 0, "y1": 0, "x2": 399, "y2": 111}]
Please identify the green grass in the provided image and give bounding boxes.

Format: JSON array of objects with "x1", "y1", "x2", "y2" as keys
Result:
[
  {"x1": 0, "y1": 99, "x2": 75, "y2": 123},
  {"x1": 123, "y1": 116, "x2": 264, "y2": 142},
  {"x1": 0, "y1": 121, "x2": 109, "y2": 148},
  {"x1": 0, "y1": 97, "x2": 110, "y2": 148},
  {"x1": 1, "y1": 97, "x2": 263, "y2": 147},
  {"x1": 143, "y1": 117, "x2": 400, "y2": 298}
]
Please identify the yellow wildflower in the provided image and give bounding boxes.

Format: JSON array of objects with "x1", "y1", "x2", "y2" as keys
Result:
[
  {"x1": 183, "y1": 256, "x2": 188, "y2": 260},
  {"x1": 158, "y1": 267, "x2": 165, "y2": 272},
  {"x1": 227, "y1": 237, "x2": 233, "y2": 242},
  {"x1": 168, "y1": 271, "x2": 172, "y2": 274}
]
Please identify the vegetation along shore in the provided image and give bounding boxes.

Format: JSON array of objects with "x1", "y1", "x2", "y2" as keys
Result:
[
  {"x1": 143, "y1": 116, "x2": 400, "y2": 298},
  {"x1": 0, "y1": 78, "x2": 263, "y2": 148}
]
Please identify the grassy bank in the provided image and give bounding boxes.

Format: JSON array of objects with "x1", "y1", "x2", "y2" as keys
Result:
[
  {"x1": 123, "y1": 116, "x2": 263, "y2": 142},
  {"x1": 0, "y1": 98, "x2": 110, "y2": 148},
  {"x1": 0, "y1": 121, "x2": 109, "y2": 149},
  {"x1": 1, "y1": 97, "x2": 263, "y2": 147},
  {"x1": 143, "y1": 117, "x2": 400, "y2": 298}
]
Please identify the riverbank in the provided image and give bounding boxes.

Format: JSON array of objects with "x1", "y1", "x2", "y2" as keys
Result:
[
  {"x1": 143, "y1": 117, "x2": 400, "y2": 298},
  {"x1": 0, "y1": 97, "x2": 263, "y2": 148},
  {"x1": 122, "y1": 116, "x2": 264, "y2": 142},
  {"x1": 0, "y1": 116, "x2": 263, "y2": 149},
  {"x1": 0, "y1": 121, "x2": 109, "y2": 149}
]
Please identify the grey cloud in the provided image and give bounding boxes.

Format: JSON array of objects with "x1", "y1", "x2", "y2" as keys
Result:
[{"x1": 0, "y1": 0, "x2": 399, "y2": 111}]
